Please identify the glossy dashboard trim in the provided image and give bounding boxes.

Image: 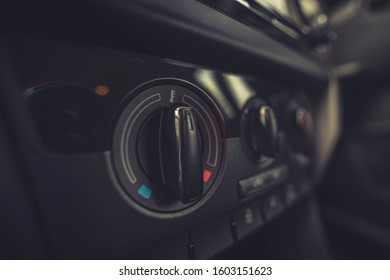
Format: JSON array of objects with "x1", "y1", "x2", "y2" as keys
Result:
[{"x1": 94, "y1": 0, "x2": 328, "y2": 90}]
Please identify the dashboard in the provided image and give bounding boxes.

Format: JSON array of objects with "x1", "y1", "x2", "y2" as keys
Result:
[{"x1": 0, "y1": 0, "x2": 360, "y2": 259}]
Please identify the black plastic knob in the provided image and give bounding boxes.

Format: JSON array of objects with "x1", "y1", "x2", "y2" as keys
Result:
[
  {"x1": 137, "y1": 104, "x2": 204, "y2": 203},
  {"x1": 115, "y1": 84, "x2": 223, "y2": 213},
  {"x1": 161, "y1": 105, "x2": 203, "y2": 203},
  {"x1": 246, "y1": 104, "x2": 279, "y2": 159},
  {"x1": 290, "y1": 107, "x2": 313, "y2": 156}
]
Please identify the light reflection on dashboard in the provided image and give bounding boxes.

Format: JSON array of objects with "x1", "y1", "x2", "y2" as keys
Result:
[{"x1": 254, "y1": 0, "x2": 291, "y2": 19}]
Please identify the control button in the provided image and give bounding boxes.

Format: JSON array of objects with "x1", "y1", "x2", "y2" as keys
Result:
[
  {"x1": 241, "y1": 98, "x2": 279, "y2": 161},
  {"x1": 137, "y1": 185, "x2": 152, "y2": 199},
  {"x1": 191, "y1": 215, "x2": 234, "y2": 259},
  {"x1": 263, "y1": 194, "x2": 284, "y2": 221},
  {"x1": 139, "y1": 234, "x2": 190, "y2": 259},
  {"x1": 233, "y1": 201, "x2": 264, "y2": 241},
  {"x1": 284, "y1": 184, "x2": 299, "y2": 206},
  {"x1": 238, "y1": 165, "x2": 288, "y2": 197}
]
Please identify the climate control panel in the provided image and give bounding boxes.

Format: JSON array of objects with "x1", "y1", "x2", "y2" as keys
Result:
[{"x1": 12, "y1": 39, "x2": 321, "y2": 258}]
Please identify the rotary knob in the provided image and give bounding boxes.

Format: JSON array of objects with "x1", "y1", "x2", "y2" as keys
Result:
[
  {"x1": 289, "y1": 107, "x2": 313, "y2": 156},
  {"x1": 242, "y1": 98, "x2": 279, "y2": 161},
  {"x1": 138, "y1": 105, "x2": 203, "y2": 203},
  {"x1": 112, "y1": 82, "x2": 223, "y2": 213}
]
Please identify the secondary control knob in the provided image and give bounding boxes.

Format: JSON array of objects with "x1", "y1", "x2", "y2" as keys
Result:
[
  {"x1": 289, "y1": 107, "x2": 313, "y2": 156},
  {"x1": 242, "y1": 99, "x2": 279, "y2": 161},
  {"x1": 161, "y1": 105, "x2": 203, "y2": 203}
]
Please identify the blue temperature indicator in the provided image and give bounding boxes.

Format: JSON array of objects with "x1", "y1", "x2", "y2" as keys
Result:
[{"x1": 138, "y1": 185, "x2": 152, "y2": 200}]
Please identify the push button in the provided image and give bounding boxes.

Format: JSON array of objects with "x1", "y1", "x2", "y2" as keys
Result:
[
  {"x1": 263, "y1": 194, "x2": 284, "y2": 221},
  {"x1": 238, "y1": 165, "x2": 288, "y2": 197},
  {"x1": 233, "y1": 201, "x2": 264, "y2": 241},
  {"x1": 284, "y1": 184, "x2": 299, "y2": 206}
]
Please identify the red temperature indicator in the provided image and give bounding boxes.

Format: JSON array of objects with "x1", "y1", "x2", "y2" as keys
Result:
[{"x1": 203, "y1": 170, "x2": 212, "y2": 183}]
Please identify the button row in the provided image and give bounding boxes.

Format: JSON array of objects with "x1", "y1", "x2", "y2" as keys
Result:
[{"x1": 139, "y1": 181, "x2": 312, "y2": 259}]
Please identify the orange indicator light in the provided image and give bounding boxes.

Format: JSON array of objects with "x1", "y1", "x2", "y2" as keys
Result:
[{"x1": 95, "y1": 85, "x2": 110, "y2": 96}]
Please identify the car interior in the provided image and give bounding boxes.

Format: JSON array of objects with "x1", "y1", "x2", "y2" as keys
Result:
[{"x1": 1, "y1": 0, "x2": 390, "y2": 259}]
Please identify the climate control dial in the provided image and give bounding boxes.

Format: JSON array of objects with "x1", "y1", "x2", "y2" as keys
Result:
[
  {"x1": 241, "y1": 98, "x2": 279, "y2": 162},
  {"x1": 288, "y1": 106, "x2": 314, "y2": 157},
  {"x1": 112, "y1": 82, "x2": 223, "y2": 213}
]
